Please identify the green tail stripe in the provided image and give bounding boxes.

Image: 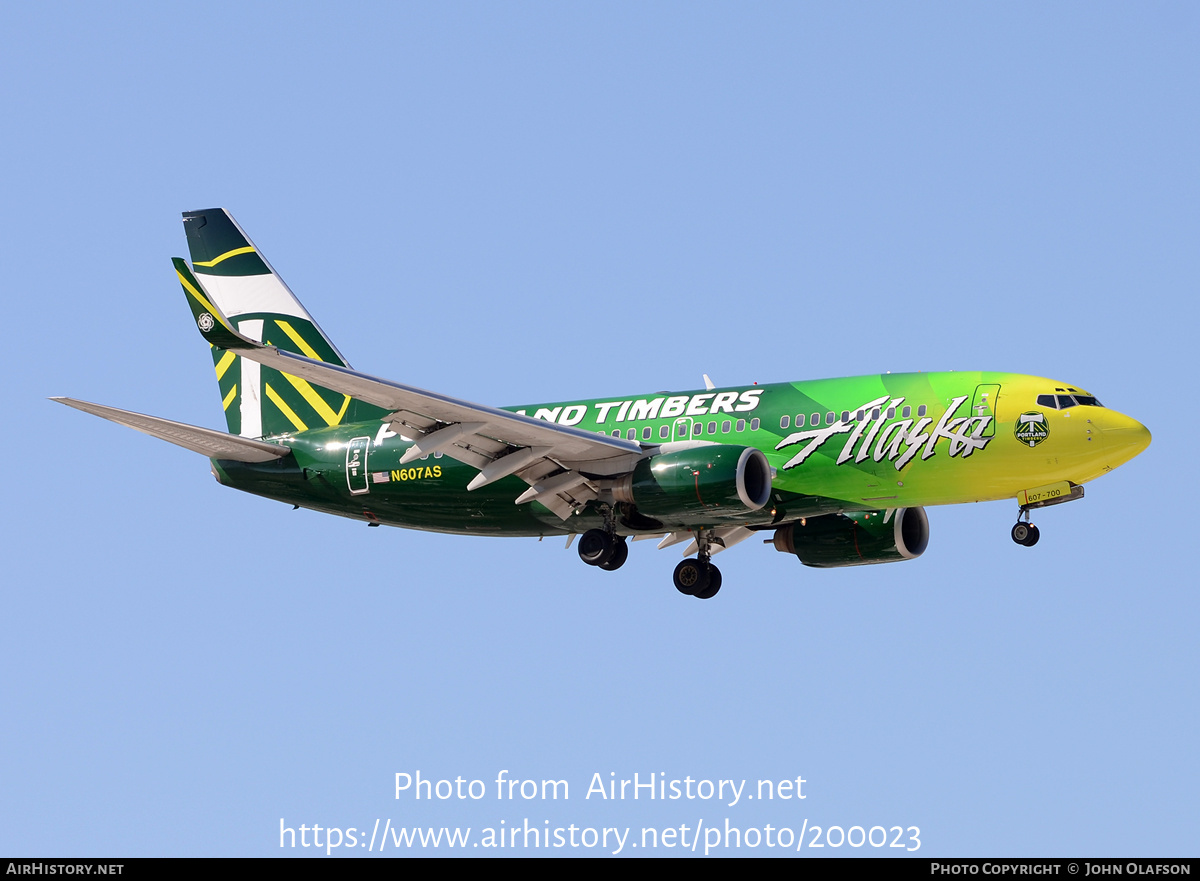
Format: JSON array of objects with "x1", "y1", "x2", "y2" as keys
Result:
[
  {"x1": 183, "y1": 209, "x2": 271, "y2": 276},
  {"x1": 176, "y1": 263, "x2": 391, "y2": 436},
  {"x1": 173, "y1": 257, "x2": 245, "y2": 351}
]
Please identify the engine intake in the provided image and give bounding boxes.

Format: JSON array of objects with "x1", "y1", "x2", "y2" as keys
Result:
[{"x1": 772, "y1": 507, "x2": 929, "y2": 568}]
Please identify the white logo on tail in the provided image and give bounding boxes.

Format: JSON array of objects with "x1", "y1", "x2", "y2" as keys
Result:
[{"x1": 197, "y1": 313, "x2": 215, "y2": 332}]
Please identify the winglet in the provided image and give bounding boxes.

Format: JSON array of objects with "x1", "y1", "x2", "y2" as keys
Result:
[{"x1": 172, "y1": 257, "x2": 256, "y2": 351}]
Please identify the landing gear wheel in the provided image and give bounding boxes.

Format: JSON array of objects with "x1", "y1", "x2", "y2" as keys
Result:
[
  {"x1": 578, "y1": 528, "x2": 614, "y2": 566},
  {"x1": 1011, "y1": 522, "x2": 1040, "y2": 547},
  {"x1": 673, "y1": 558, "x2": 710, "y2": 596},
  {"x1": 598, "y1": 538, "x2": 629, "y2": 571},
  {"x1": 693, "y1": 564, "x2": 722, "y2": 599}
]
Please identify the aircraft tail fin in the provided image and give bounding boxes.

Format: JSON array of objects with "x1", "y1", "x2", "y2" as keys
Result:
[{"x1": 176, "y1": 209, "x2": 389, "y2": 438}]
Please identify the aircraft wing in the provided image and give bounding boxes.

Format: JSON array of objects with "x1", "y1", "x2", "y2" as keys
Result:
[
  {"x1": 175, "y1": 259, "x2": 646, "y2": 518},
  {"x1": 51, "y1": 398, "x2": 291, "y2": 463}
]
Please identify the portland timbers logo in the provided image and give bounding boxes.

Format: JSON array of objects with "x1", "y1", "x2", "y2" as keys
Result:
[
  {"x1": 1015, "y1": 411, "x2": 1049, "y2": 447},
  {"x1": 197, "y1": 313, "x2": 215, "y2": 332}
]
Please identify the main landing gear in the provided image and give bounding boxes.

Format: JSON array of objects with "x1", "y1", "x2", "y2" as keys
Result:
[
  {"x1": 1011, "y1": 510, "x2": 1040, "y2": 547},
  {"x1": 673, "y1": 557, "x2": 722, "y2": 600},
  {"x1": 577, "y1": 525, "x2": 723, "y2": 599},
  {"x1": 577, "y1": 528, "x2": 629, "y2": 571},
  {"x1": 578, "y1": 517, "x2": 723, "y2": 599},
  {"x1": 671, "y1": 529, "x2": 722, "y2": 599}
]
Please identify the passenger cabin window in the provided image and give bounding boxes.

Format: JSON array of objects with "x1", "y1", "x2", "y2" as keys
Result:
[
  {"x1": 780, "y1": 415, "x2": 790, "y2": 429},
  {"x1": 659, "y1": 425, "x2": 670, "y2": 439},
  {"x1": 722, "y1": 420, "x2": 731, "y2": 433},
  {"x1": 693, "y1": 422, "x2": 702, "y2": 436},
  {"x1": 708, "y1": 421, "x2": 717, "y2": 435},
  {"x1": 736, "y1": 419, "x2": 746, "y2": 432},
  {"x1": 918, "y1": 405, "x2": 927, "y2": 418},
  {"x1": 642, "y1": 427, "x2": 652, "y2": 440},
  {"x1": 797, "y1": 414, "x2": 806, "y2": 427},
  {"x1": 750, "y1": 418, "x2": 760, "y2": 431},
  {"x1": 902, "y1": 406, "x2": 911, "y2": 418},
  {"x1": 825, "y1": 412, "x2": 835, "y2": 425}
]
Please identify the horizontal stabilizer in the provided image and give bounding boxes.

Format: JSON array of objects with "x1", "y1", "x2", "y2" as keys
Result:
[{"x1": 50, "y1": 398, "x2": 291, "y2": 463}]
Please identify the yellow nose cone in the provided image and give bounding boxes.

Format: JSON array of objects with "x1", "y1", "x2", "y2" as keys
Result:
[{"x1": 1100, "y1": 410, "x2": 1151, "y2": 467}]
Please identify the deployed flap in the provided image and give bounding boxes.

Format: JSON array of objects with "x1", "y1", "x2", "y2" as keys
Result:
[
  {"x1": 681, "y1": 526, "x2": 755, "y2": 557},
  {"x1": 50, "y1": 398, "x2": 290, "y2": 463}
]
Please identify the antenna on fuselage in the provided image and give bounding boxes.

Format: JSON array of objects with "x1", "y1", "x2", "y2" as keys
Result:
[{"x1": 703, "y1": 374, "x2": 716, "y2": 390}]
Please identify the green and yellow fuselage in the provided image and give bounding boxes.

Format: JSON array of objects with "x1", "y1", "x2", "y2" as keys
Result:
[{"x1": 210, "y1": 370, "x2": 1150, "y2": 537}]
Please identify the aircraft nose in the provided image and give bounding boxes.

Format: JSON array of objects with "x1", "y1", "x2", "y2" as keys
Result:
[{"x1": 1098, "y1": 410, "x2": 1151, "y2": 465}]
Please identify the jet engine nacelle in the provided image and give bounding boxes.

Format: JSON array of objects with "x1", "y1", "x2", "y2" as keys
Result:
[
  {"x1": 613, "y1": 445, "x2": 772, "y2": 519},
  {"x1": 772, "y1": 507, "x2": 930, "y2": 568}
]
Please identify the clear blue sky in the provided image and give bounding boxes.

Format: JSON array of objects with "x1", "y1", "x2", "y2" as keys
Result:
[{"x1": 2, "y1": 1, "x2": 1196, "y2": 857}]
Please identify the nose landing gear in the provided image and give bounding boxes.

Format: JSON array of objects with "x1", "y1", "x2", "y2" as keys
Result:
[
  {"x1": 1011, "y1": 521, "x2": 1040, "y2": 546},
  {"x1": 1011, "y1": 509, "x2": 1040, "y2": 547},
  {"x1": 1010, "y1": 482, "x2": 1085, "y2": 547}
]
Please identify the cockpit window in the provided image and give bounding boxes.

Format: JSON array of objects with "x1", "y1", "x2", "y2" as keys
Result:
[{"x1": 1037, "y1": 393, "x2": 1104, "y2": 410}]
